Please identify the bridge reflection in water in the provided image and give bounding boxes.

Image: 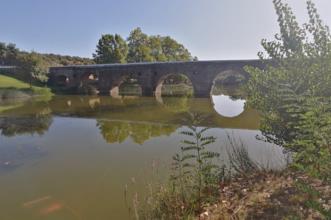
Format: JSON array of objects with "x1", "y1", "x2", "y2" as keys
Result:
[{"x1": 0, "y1": 94, "x2": 287, "y2": 220}]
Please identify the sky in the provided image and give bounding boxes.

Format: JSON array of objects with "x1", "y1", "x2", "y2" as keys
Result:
[{"x1": 1, "y1": 0, "x2": 331, "y2": 60}]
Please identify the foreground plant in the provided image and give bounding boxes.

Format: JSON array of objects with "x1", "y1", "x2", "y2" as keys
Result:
[
  {"x1": 245, "y1": 0, "x2": 331, "y2": 217},
  {"x1": 126, "y1": 113, "x2": 221, "y2": 219}
]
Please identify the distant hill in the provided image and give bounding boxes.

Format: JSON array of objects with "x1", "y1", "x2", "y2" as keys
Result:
[{"x1": 35, "y1": 52, "x2": 94, "y2": 67}]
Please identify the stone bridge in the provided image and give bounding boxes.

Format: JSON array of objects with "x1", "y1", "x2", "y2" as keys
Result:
[{"x1": 49, "y1": 60, "x2": 262, "y2": 97}]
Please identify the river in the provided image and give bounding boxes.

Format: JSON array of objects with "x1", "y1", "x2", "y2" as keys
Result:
[{"x1": 0, "y1": 92, "x2": 287, "y2": 219}]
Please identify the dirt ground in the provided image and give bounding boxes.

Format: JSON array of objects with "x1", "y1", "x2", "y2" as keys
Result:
[{"x1": 200, "y1": 171, "x2": 331, "y2": 220}]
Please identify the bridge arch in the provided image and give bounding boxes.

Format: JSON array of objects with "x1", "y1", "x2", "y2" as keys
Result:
[
  {"x1": 78, "y1": 72, "x2": 100, "y2": 95},
  {"x1": 210, "y1": 69, "x2": 247, "y2": 96},
  {"x1": 154, "y1": 73, "x2": 193, "y2": 98},
  {"x1": 210, "y1": 70, "x2": 247, "y2": 118},
  {"x1": 54, "y1": 74, "x2": 70, "y2": 86},
  {"x1": 49, "y1": 60, "x2": 262, "y2": 97},
  {"x1": 110, "y1": 74, "x2": 143, "y2": 98}
]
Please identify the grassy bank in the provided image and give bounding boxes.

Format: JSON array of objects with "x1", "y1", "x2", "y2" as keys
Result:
[
  {"x1": 0, "y1": 74, "x2": 53, "y2": 112},
  {"x1": 124, "y1": 113, "x2": 330, "y2": 220},
  {"x1": 0, "y1": 74, "x2": 52, "y2": 98}
]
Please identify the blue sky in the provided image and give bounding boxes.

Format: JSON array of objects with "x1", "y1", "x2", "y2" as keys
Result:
[{"x1": 1, "y1": 0, "x2": 331, "y2": 60}]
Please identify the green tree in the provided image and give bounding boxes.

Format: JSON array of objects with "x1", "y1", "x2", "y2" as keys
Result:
[
  {"x1": 5, "y1": 43, "x2": 20, "y2": 65},
  {"x1": 97, "y1": 28, "x2": 196, "y2": 63},
  {"x1": 149, "y1": 36, "x2": 167, "y2": 62},
  {"x1": 18, "y1": 52, "x2": 48, "y2": 86},
  {"x1": 127, "y1": 27, "x2": 153, "y2": 62},
  {"x1": 0, "y1": 42, "x2": 6, "y2": 65},
  {"x1": 161, "y1": 36, "x2": 193, "y2": 61},
  {"x1": 93, "y1": 34, "x2": 128, "y2": 64},
  {"x1": 245, "y1": 0, "x2": 331, "y2": 182}
]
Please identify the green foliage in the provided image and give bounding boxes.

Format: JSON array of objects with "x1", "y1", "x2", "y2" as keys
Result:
[
  {"x1": 0, "y1": 41, "x2": 94, "y2": 86},
  {"x1": 131, "y1": 113, "x2": 221, "y2": 219},
  {"x1": 97, "y1": 120, "x2": 177, "y2": 145},
  {"x1": 295, "y1": 180, "x2": 331, "y2": 219},
  {"x1": 149, "y1": 35, "x2": 167, "y2": 62},
  {"x1": 1, "y1": 43, "x2": 20, "y2": 65},
  {"x1": 93, "y1": 34, "x2": 128, "y2": 64},
  {"x1": 245, "y1": 0, "x2": 331, "y2": 178},
  {"x1": 0, "y1": 114, "x2": 52, "y2": 137},
  {"x1": 93, "y1": 27, "x2": 195, "y2": 64},
  {"x1": 18, "y1": 52, "x2": 48, "y2": 85},
  {"x1": 0, "y1": 74, "x2": 33, "y2": 89},
  {"x1": 127, "y1": 27, "x2": 154, "y2": 63},
  {"x1": 245, "y1": 0, "x2": 331, "y2": 217},
  {"x1": 161, "y1": 36, "x2": 193, "y2": 62},
  {"x1": 173, "y1": 113, "x2": 220, "y2": 207}
]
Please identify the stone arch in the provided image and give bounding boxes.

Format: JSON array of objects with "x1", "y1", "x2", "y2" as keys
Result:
[
  {"x1": 80, "y1": 72, "x2": 99, "y2": 82},
  {"x1": 78, "y1": 72, "x2": 100, "y2": 95},
  {"x1": 154, "y1": 73, "x2": 194, "y2": 98},
  {"x1": 211, "y1": 69, "x2": 247, "y2": 95},
  {"x1": 210, "y1": 70, "x2": 248, "y2": 118},
  {"x1": 54, "y1": 75, "x2": 69, "y2": 86},
  {"x1": 110, "y1": 74, "x2": 143, "y2": 97}
]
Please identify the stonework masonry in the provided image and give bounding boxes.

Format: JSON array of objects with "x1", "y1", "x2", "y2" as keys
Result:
[{"x1": 49, "y1": 60, "x2": 263, "y2": 97}]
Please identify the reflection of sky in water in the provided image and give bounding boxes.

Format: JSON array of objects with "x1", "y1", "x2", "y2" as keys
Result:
[{"x1": 212, "y1": 95, "x2": 246, "y2": 118}]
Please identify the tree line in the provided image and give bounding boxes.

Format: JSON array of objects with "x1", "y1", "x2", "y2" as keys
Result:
[
  {"x1": 1, "y1": 28, "x2": 195, "y2": 85},
  {"x1": 93, "y1": 27, "x2": 197, "y2": 64},
  {"x1": 0, "y1": 42, "x2": 94, "y2": 85}
]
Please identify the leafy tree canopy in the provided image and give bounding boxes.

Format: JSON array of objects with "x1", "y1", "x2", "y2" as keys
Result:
[
  {"x1": 93, "y1": 34, "x2": 128, "y2": 64},
  {"x1": 245, "y1": 0, "x2": 331, "y2": 182},
  {"x1": 94, "y1": 27, "x2": 196, "y2": 64}
]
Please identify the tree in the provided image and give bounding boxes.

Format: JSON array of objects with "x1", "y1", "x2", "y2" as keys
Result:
[
  {"x1": 0, "y1": 42, "x2": 6, "y2": 65},
  {"x1": 245, "y1": 0, "x2": 331, "y2": 182},
  {"x1": 18, "y1": 52, "x2": 48, "y2": 86},
  {"x1": 149, "y1": 36, "x2": 167, "y2": 62},
  {"x1": 161, "y1": 36, "x2": 193, "y2": 61},
  {"x1": 93, "y1": 34, "x2": 128, "y2": 64},
  {"x1": 127, "y1": 27, "x2": 153, "y2": 62},
  {"x1": 94, "y1": 27, "x2": 196, "y2": 63},
  {"x1": 5, "y1": 43, "x2": 19, "y2": 65}
]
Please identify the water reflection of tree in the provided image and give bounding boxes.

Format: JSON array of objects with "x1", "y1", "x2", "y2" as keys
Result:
[
  {"x1": 161, "y1": 97, "x2": 190, "y2": 113},
  {"x1": 0, "y1": 112, "x2": 52, "y2": 137},
  {"x1": 97, "y1": 120, "x2": 178, "y2": 145}
]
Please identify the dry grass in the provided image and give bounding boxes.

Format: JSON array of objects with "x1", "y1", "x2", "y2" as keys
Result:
[{"x1": 201, "y1": 171, "x2": 331, "y2": 220}]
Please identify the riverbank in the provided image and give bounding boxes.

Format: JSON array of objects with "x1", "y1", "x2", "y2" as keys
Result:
[
  {"x1": 202, "y1": 170, "x2": 330, "y2": 220},
  {"x1": 0, "y1": 74, "x2": 53, "y2": 112}
]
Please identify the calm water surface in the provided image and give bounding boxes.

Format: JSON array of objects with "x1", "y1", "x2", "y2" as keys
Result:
[{"x1": 0, "y1": 93, "x2": 286, "y2": 220}]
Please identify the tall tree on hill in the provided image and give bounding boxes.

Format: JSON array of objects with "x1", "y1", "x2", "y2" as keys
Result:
[
  {"x1": 93, "y1": 34, "x2": 128, "y2": 64},
  {"x1": 127, "y1": 27, "x2": 153, "y2": 63}
]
